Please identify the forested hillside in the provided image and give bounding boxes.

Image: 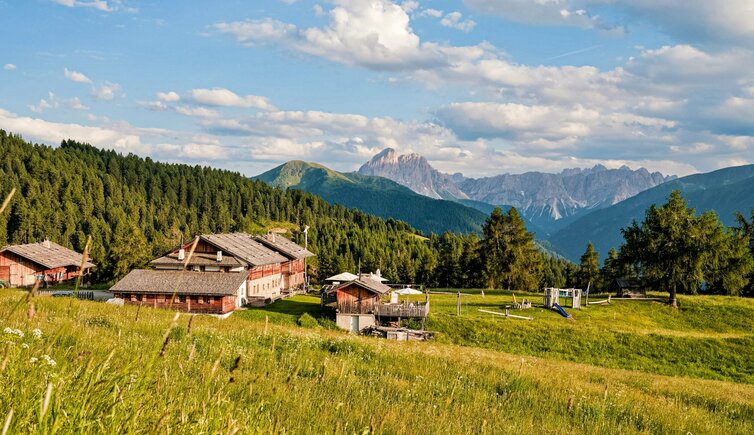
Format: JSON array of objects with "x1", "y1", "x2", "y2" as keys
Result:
[
  {"x1": 255, "y1": 160, "x2": 489, "y2": 234},
  {"x1": 0, "y1": 131, "x2": 572, "y2": 287}
]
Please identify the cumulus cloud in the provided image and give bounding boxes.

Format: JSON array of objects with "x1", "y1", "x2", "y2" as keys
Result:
[
  {"x1": 3, "y1": 64, "x2": 16, "y2": 71},
  {"x1": 214, "y1": 0, "x2": 448, "y2": 71},
  {"x1": 440, "y1": 12, "x2": 476, "y2": 32},
  {"x1": 156, "y1": 91, "x2": 180, "y2": 102},
  {"x1": 64, "y1": 67, "x2": 92, "y2": 83},
  {"x1": 52, "y1": 0, "x2": 113, "y2": 12},
  {"x1": 91, "y1": 82, "x2": 121, "y2": 100},
  {"x1": 189, "y1": 88, "x2": 277, "y2": 111},
  {"x1": 29, "y1": 92, "x2": 59, "y2": 113}
]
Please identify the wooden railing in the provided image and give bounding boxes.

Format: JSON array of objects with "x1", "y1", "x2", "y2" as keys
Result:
[{"x1": 374, "y1": 303, "x2": 428, "y2": 318}]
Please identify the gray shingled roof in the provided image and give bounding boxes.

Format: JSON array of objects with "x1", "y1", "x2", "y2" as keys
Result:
[
  {"x1": 328, "y1": 277, "x2": 391, "y2": 296},
  {"x1": 1, "y1": 241, "x2": 95, "y2": 270},
  {"x1": 110, "y1": 269, "x2": 247, "y2": 296},
  {"x1": 200, "y1": 233, "x2": 287, "y2": 267},
  {"x1": 150, "y1": 252, "x2": 243, "y2": 267},
  {"x1": 254, "y1": 233, "x2": 314, "y2": 260}
]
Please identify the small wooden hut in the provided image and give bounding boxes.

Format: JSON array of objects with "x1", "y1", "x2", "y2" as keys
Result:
[{"x1": 610, "y1": 278, "x2": 645, "y2": 298}]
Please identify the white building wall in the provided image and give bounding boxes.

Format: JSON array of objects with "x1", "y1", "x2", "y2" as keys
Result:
[{"x1": 247, "y1": 273, "x2": 284, "y2": 298}]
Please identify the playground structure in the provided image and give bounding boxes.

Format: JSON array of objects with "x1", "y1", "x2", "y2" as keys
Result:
[
  {"x1": 543, "y1": 287, "x2": 582, "y2": 309},
  {"x1": 543, "y1": 287, "x2": 582, "y2": 319}
]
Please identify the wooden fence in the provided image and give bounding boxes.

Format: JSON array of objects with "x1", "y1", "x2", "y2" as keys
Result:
[{"x1": 36, "y1": 290, "x2": 95, "y2": 300}]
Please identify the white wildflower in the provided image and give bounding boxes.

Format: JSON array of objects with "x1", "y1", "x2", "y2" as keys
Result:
[
  {"x1": 42, "y1": 355, "x2": 56, "y2": 367},
  {"x1": 21, "y1": 343, "x2": 29, "y2": 349},
  {"x1": 29, "y1": 357, "x2": 38, "y2": 363},
  {"x1": 3, "y1": 327, "x2": 24, "y2": 338},
  {"x1": 32, "y1": 328, "x2": 42, "y2": 339}
]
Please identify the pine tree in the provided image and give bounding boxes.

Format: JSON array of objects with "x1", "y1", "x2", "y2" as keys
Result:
[{"x1": 577, "y1": 242, "x2": 599, "y2": 290}]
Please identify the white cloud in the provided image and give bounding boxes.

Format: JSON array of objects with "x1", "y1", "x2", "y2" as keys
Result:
[
  {"x1": 64, "y1": 67, "x2": 92, "y2": 83},
  {"x1": 67, "y1": 97, "x2": 89, "y2": 110},
  {"x1": 156, "y1": 91, "x2": 180, "y2": 102},
  {"x1": 175, "y1": 105, "x2": 220, "y2": 118},
  {"x1": 91, "y1": 82, "x2": 121, "y2": 100},
  {"x1": 440, "y1": 12, "x2": 476, "y2": 32},
  {"x1": 463, "y1": 0, "x2": 754, "y2": 47},
  {"x1": 52, "y1": 0, "x2": 112, "y2": 12},
  {"x1": 0, "y1": 108, "x2": 144, "y2": 153},
  {"x1": 29, "y1": 92, "x2": 59, "y2": 113},
  {"x1": 3, "y1": 64, "x2": 16, "y2": 71},
  {"x1": 189, "y1": 88, "x2": 277, "y2": 111},
  {"x1": 215, "y1": 0, "x2": 447, "y2": 71},
  {"x1": 420, "y1": 9, "x2": 443, "y2": 18}
]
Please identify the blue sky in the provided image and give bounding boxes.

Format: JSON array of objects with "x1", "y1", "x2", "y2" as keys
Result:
[{"x1": 2, "y1": 0, "x2": 753, "y2": 177}]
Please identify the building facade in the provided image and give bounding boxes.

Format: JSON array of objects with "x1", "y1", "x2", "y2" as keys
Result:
[
  {"x1": 0, "y1": 240, "x2": 95, "y2": 287},
  {"x1": 111, "y1": 232, "x2": 313, "y2": 313}
]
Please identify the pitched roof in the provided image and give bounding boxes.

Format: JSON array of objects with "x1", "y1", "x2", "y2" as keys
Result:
[
  {"x1": 1, "y1": 241, "x2": 95, "y2": 270},
  {"x1": 150, "y1": 252, "x2": 243, "y2": 267},
  {"x1": 328, "y1": 277, "x2": 391, "y2": 296},
  {"x1": 325, "y1": 272, "x2": 359, "y2": 282},
  {"x1": 254, "y1": 233, "x2": 314, "y2": 260},
  {"x1": 110, "y1": 269, "x2": 247, "y2": 296},
  {"x1": 200, "y1": 233, "x2": 287, "y2": 267}
]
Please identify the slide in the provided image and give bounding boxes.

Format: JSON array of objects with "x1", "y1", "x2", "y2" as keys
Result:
[{"x1": 552, "y1": 303, "x2": 571, "y2": 318}]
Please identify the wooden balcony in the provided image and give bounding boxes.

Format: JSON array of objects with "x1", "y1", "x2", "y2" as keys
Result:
[{"x1": 374, "y1": 302, "x2": 429, "y2": 319}]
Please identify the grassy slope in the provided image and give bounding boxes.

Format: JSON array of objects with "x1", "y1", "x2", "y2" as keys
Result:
[{"x1": 2, "y1": 291, "x2": 753, "y2": 433}]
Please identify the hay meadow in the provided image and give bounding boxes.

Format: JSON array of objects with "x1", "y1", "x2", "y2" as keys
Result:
[{"x1": 2, "y1": 290, "x2": 753, "y2": 434}]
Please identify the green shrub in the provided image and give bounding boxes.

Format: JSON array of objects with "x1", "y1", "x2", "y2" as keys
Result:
[{"x1": 297, "y1": 313, "x2": 320, "y2": 328}]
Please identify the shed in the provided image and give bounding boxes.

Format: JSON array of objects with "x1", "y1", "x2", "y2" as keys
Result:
[{"x1": 610, "y1": 278, "x2": 645, "y2": 298}]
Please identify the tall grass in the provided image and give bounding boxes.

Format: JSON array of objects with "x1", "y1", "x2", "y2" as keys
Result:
[{"x1": 2, "y1": 292, "x2": 750, "y2": 433}]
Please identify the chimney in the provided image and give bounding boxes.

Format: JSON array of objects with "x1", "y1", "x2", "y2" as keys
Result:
[
  {"x1": 178, "y1": 248, "x2": 185, "y2": 261},
  {"x1": 43, "y1": 238, "x2": 51, "y2": 249},
  {"x1": 217, "y1": 250, "x2": 223, "y2": 263},
  {"x1": 271, "y1": 233, "x2": 276, "y2": 243}
]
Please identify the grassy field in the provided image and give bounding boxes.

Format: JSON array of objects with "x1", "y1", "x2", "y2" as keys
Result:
[{"x1": 2, "y1": 290, "x2": 754, "y2": 433}]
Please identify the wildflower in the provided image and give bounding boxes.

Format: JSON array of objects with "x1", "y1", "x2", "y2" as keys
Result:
[
  {"x1": 32, "y1": 328, "x2": 42, "y2": 339},
  {"x1": 29, "y1": 357, "x2": 38, "y2": 363},
  {"x1": 42, "y1": 355, "x2": 56, "y2": 367},
  {"x1": 3, "y1": 327, "x2": 24, "y2": 338},
  {"x1": 22, "y1": 343, "x2": 29, "y2": 349}
]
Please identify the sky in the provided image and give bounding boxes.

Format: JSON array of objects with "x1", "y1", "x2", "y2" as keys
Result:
[{"x1": 2, "y1": 0, "x2": 754, "y2": 178}]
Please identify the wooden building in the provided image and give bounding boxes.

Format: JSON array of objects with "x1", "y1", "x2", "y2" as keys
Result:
[
  {"x1": 610, "y1": 278, "x2": 645, "y2": 298},
  {"x1": 111, "y1": 269, "x2": 247, "y2": 314},
  {"x1": 111, "y1": 232, "x2": 314, "y2": 312},
  {"x1": 254, "y1": 233, "x2": 314, "y2": 291},
  {"x1": 0, "y1": 240, "x2": 95, "y2": 287},
  {"x1": 323, "y1": 275, "x2": 429, "y2": 332}
]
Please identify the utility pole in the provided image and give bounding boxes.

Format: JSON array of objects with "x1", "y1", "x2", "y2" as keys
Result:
[{"x1": 303, "y1": 225, "x2": 310, "y2": 291}]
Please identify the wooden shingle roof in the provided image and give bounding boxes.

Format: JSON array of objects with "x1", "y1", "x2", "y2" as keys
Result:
[
  {"x1": 254, "y1": 233, "x2": 314, "y2": 260},
  {"x1": 150, "y1": 252, "x2": 243, "y2": 267},
  {"x1": 328, "y1": 277, "x2": 392, "y2": 296},
  {"x1": 200, "y1": 233, "x2": 287, "y2": 267},
  {"x1": 110, "y1": 269, "x2": 247, "y2": 296},
  {"x1": 1, "y1": 241, "x2": 95, "y2": 270}
]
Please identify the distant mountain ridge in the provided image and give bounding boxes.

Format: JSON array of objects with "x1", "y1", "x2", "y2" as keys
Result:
[
  {"x1": 547, "y1": 164, "x2": 754, "y2": 261},
  {"x1": 254, "y1": 160, "x2": 489, "y2": 235},
  {"x1": 358, "y1": 148, "x2": 674, "y2": 234}
]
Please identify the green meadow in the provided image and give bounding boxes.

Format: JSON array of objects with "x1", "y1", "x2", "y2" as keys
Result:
[{"x1": 2, "y1": 290, "x2": 750, "y2": 433}]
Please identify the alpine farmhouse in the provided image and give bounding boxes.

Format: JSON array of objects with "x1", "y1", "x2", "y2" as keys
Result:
[
  {"x1": 110, "y1": 232, "x2": 313, "y2": 314},
  {"x1": 0, "y1": 240, "x2": 95, "y2": 287}
]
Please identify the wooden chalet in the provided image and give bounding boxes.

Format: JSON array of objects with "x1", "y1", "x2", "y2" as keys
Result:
[
  {"x1": 110, "y1": 270, "x2": 246, "y2": 314},
  {"x1": 0, "y1": 240, "x2": 95, "y2": 287},
  {"x1": 253, "y1": 233, "x2": 314, "y2": 291},
  {"x1": 323, "y1": 275, "x2": 429, "y2": 332},
  {"x1": 110, "y1": 232, "x2": 314, "y2": 313}
]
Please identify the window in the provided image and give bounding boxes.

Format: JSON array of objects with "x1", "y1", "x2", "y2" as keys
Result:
[{"x1": 179, "y1": 295, "x2": 186, "y2": 303}]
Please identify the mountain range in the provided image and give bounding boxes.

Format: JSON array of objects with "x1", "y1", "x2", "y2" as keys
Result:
[
  {"x1": 256, "y1": 150, "x2": 754, "y2": 263},
  {"x1": 359, "y1": 148, "x2": 674, "y2": 234},
  {"x1": 254, "y1": 160, "x2": 489, "y2": 235}
]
